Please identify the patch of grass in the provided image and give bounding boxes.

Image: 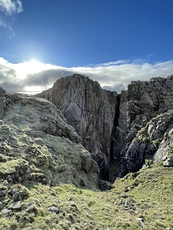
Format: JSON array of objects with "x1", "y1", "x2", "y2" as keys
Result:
[
  {"x1": 1, "y1": 164, "x2": 172, "y2": 229},
  {"x1": 0, "y1": 159, "x2": 23, "y2": 175},
  {"x1": 112, "y1": 164, "x2": 173, "y2": 229}
]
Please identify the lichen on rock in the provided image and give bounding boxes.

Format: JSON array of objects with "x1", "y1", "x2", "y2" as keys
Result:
[{"x1": 0, "y1": 91, "x2": 100, "y2": 190}]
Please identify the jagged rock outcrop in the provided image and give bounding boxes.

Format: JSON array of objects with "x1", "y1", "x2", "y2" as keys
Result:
[
  {"x1": 37, "y1": 74, "x2": 173, "y2": 180},
  {"x1": 0, "y1": 90, "x2": 100, "y2": 189},
  {"x1": 126, "y1": 76, "x2": 173, "y2": 143},
  {"x1": 37, "y1": 74, "x2": 118, "y2": 180},
  {"x1": 119, "y1": 75, "x2": 173, "y2": 175},
  {"x1": 0, "y1": 87, "x2": 6, "y2": 118},
  {"x1": 120, "y1": 110, "x2": 173, "y2": 175}
]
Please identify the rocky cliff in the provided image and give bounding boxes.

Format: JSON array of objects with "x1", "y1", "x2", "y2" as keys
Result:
[
  {"x1": 120, "y1": 76, "x2": 173, "y2": 175},
  {"x1": 37, "y1": 74, "x2": 173, "y2": 181},
  {"x1": 0, "y1": 87, "x2": 100, "y2": 190},
  {"x1": 37, "y1": 74, "x2": 118, "y2": 180}
]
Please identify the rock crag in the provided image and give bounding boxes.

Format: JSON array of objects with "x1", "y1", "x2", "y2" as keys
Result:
[
  {"x1": 37, "y1": 74, "x2": 173, "y2": 180},
  {"x1": 0, "y1": 90, "x2": 100, "y2": 189},
  {"x1": 37, "y1": 74, "x2": 118, "y2": 180},
  {"x1": 120, "y1": 76, "x2": 173, "y2": 175}
]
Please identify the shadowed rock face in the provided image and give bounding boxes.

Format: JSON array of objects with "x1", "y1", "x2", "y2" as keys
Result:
[
  {"x1": 120, "y1": 76, "x2": 173, "y2": 176},
  {"x1": 37, "y1": 74, "x2": 118, "y2": 180},
  {"x1": 0, "y1": 87, "x2": 6, "y2": 118}
]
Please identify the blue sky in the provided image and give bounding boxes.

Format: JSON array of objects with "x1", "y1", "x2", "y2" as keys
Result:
[{"x1": 1, "y1": 0, "x2": 173, "y2": 93}]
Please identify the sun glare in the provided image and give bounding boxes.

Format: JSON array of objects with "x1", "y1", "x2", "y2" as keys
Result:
[
  {"x1": 15, "y1": 59, "x2": 47, "y2": 79},
  {"x1": 14, "y1": 58, "x2": 60, "y2": 83},
  {"x1": 25, "y1": 59, "x2": 44, "y2": 74}
]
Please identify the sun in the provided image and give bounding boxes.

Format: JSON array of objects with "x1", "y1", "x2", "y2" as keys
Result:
[
  {"x1": 12, "y1": 58, "x2": 59, "y2": 94},
  {"x1": 25, "y1": 59, "x2": 45, "y2": 74},
  {"x1": 14, "y1": 58, "x2": 59, "y2": 83},
  {"x1": 14, "y1": 59, "x2": 47, "y2": 80}
]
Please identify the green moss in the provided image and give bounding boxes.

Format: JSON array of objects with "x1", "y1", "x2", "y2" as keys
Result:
[
  {"x1": 152, "y1": 138, "x2": 162, "y2": 148},
  {"x1": 0, "y1": 159, "x2": 22, "y2": 175},
  {"x1": 0, "y1": 219, "x2": 13, "y2": 230},
  {"x1": 0, "y1": 154, "x2": 11, "y2": 162}
]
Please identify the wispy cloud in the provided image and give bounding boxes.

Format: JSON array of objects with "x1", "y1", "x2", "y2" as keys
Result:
[
  {"x1": 1, "y1": 57, "x2": 173, "y2": 94},
  {"x1": 0, "y1": 18, "x2": 15, "y2": 38},
  {"x1": 0, "y1": 0, "x2": 23, "y2": 15},
  {"x1": 0, "y1": 0, "x2": 22, "y2": 38}
]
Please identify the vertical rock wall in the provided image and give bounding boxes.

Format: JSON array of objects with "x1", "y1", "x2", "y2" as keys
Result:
[
  {"x1": 37, "y1": 74, "x2": 118, "y2": 180},
  {"x1": 0, "y1": 87, "x2": 6, "y2": 118},
  {"x1": 120, "y1": 75, "x2": 173, "y2": 176}
]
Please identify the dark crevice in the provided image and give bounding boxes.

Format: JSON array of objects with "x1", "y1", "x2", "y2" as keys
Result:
[
  {"x1": 91, "y1": 94, "x2": 122, "y2": 184},
  {"x1": 109, "y1": 94, "x2": 123, "y2": 182},
  {"x1": 110, "y1": 94, "x2": 121, "y2": 162}
]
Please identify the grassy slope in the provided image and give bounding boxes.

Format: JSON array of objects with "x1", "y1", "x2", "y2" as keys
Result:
[{"x1": 0, "y1": 163, "x2": 172, "y2": 230}]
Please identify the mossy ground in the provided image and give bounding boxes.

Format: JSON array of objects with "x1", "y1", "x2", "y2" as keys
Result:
[{"x1": 0, "y1": 163, "x2": 172, "y2": 230}]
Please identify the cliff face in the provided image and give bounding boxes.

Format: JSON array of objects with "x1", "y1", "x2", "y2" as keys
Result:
[
  {"x1": 120, "y1": 76, "x2": 173, "y2": 175},
  {"x1": 37, "y1": 74, "x2": 173, "y2": 180},
  {"x1": 0, "y1": 88, "x2": 100, "y2": 189},
  {"x1": 37, "y1": 74, "x2": 118, "y2": 180}
]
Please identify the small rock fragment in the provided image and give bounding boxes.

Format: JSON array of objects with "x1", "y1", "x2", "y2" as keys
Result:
[{"x1": 48, "y1": 206, "x2": 59, "y2": 214}]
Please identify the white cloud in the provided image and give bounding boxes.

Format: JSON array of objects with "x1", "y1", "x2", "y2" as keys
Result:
[
  {"x1": 0, "y1": 0, "x2": 22, "y2": 38},
  {"x1": 69, "y1": 61, "x2": 169, "y2": 91},
  {"x1": 0, "y1": 0, "x2": 23, "y2": 15},
  {"x1": 87, "y1": 60, "x2": 129, "y2": 67},
  {"x1": 1, "y1": 57, "x2": 173, "y2": 94},
  {"x1": 0, "y1": 19, "x2": 15, "y2": 38}
]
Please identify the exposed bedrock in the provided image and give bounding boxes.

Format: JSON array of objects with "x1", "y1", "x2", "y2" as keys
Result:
[
  {"x1": 37, "y1": 74, "x2": 173, "y2": 181},
  {"x1": 120, "y1": 75, "x2": 173, "y2": 176},
  {"x1": 37, "y1": 74, "x2": 118, "y2": 180},
  {"x1": 0, "y1": 90, "x2": 100, "y2": 189}
]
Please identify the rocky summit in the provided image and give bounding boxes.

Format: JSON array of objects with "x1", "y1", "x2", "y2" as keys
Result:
[{"x1": 0, "y1": 75, "x2": 173, "y2": 229}]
